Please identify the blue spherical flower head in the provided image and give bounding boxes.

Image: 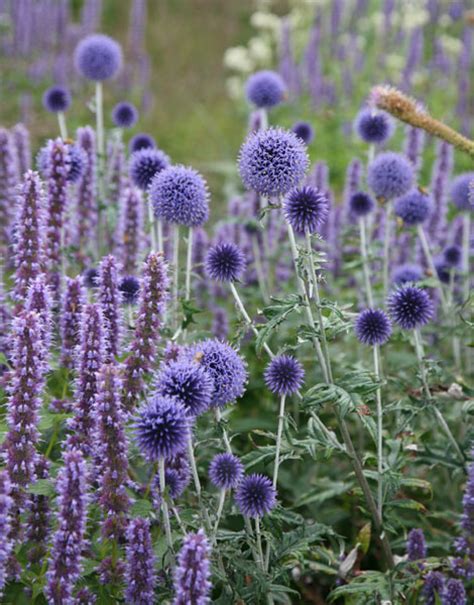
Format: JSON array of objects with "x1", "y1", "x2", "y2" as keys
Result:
[
  {"x1": 443, "y1": 244, "x2": 462, "y2": 267},
  {"x1": 119, "y1": 276, "x2": 140, "y2": 305},
  {"x1": 205, "y1": 242, "x2": 246, "y2": 282},
  {"x1": 450, "y1": 172, "x2": 474, "y2": 212},
  {"x1": 283, "y1": 185, "x2": 329, "y2": 234},
  {"x1": 355, "y1": 309, "x2": 392, "y2": 346},
  {"x1": 392, "y1": 264, "x2": 423, "y2": 285},
  {"x1": 245, "y1": 70, "x2": 287, "y2": 108},
  {"x1": 435, "y1": 260, "x2": 450, "y2": 285},
  {"x1": 354, "y1": 108, "x2": 394, "y2": 144},
  {"x1": 112, "y1": 102, "x2": 138, "y2": 128},
  {"x1": 134, "y1": 395, "x2": 190, "y2": 460},
  {"x1": 154, "y1": 359, "x2": 214, "y2": 417},
  {"x1": 150, "y1": 165, "x2": 210, "y2": 227},
  {"x1": 184, "y1": 339, "x2": 248, "y2": 408},
  {"x1": 239, "y1": 127, "x2": 309, "y2": 196},
  {"x1": 368, "y1": 152, "x2": 414, "y2": 200},
  {"x1": 129, "y1": 148, "x2": 170, "y2": 191},
  {"x1": 74, "y1": 33, "x2": 123, "y2": 81},
  {"x1": 67, "y1": 144, "x2": 87, "y2": 183},
  {"x1": 129, "y1": 133, "x2": 155, "y2": 153},
  {"x1": 394, "y1": 188, "x2": 432, "y2": 225},
  {"x1": 349, "y1": 191, "x2": 375, "y2": 217},
  {"x1": 209, "y1": 453, "x2": 244, "y2": 490},
  {"x1": 387, "y1": 285, "x2": 434, "y2": 330},
  {"x1": 235, "y1": 474, "x2": 276, "y2": 517},
  {"x1": 42, "y1": 85, "x2": 71, "y2": 113},
  {"x1": 264, "y1": 355, "x2": 305, "y2": 396},
  {"x1": 83, "y1": 267, "x2": 99, "y2": 289},
  {"x1": 292, "y1": 121, "x2": 314, "y2": 145}
]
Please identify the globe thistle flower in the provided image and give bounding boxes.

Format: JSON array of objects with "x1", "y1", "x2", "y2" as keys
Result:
[
  {"x1": 75, "y1": 127, "x2": 98, "y2": 254},
  {"x1": 348, "y1": 191, "x2": 375, "y2": 217},
  {"x1": 205, "y1": 242, "x2": 246, "y2": 282},
  {"x1": 173, "y1": 529, "x2": 212, "y2": 605},
  {"x1": 25, "y1": 456, "x2": 50, "y2": 564},
  {"x1": 83, "y1": 267, "x2": 99, "y2": 289},
  {"x1": 11, "y1": 123, "x2": 31, "y2": 177},
  {"x1": 450, "y1": 172, "x2": 474, "y2": 211},
  {"x1": 0, "y1": 128, "x2": 17, "y2": 250},
  {"x1": 292, "y1": 121, "x2": 314, "y2": 144},
  {"x1": 98, "y1": 255, "x2": 122, "y2": 360},
  {"x1": 283, "y1": 185, "x2": 329, "y2": 234},
  {"x1": 441, "y1": 579, "x2": 466, "y2": 605},
  {"x1": 355, "y1": 308, "x2": 392, "y2": 346},
  {"x1": 392, "y1": 263, "x2": 423, "y2": 285},
  {"x1": 0, "y1": 471, "x2": 13, "y2": 595},
  {"x1": 184, "y1": 339, "x2": 248, "y2": 408},
  {"x1": 153, "y1": 466, "x2": 190, "y2": 502},
  {"x1": 37, "y1": 142, "x2": 86, "y2": 184},
  {"x1": 129, "y1": 147, "x2": 170, "y2": 191},
  {"x1": 235, "y1": 474, "x2": 277, "y2": 517},
  {"x1": 60, "y1": 277, "x2": 86, "y2": 369},
  {"x1": 119, "y1": 275, "x2": 140, "y2": 305},
  {"x1": 443, "y1": 245, "x2": 462, "y2": 267},
  {"x1": 46, "y1": 448, "x2": 89, "y2": 605},
  {"x1": 394, "y1": 189, "x2": 433, "y2": 225},
  {"x1": 129, "y1": 132, "x2": 155, "y2": 153},
  {"x1": 150, "y1": 164, "x2": 210, "y2": 227},
  {"x1": 155, "y1": 359, "x2": 214, "y2": 417},
  {"x1": 406, "y1": 528, "x2": 427, "y2": 560},
  {"x1": 264, "y1": 355, "x2": 305, "y2": 396},
  {"x1": 245, "y1": 70, "x2": 287, "y2": 108},
  {"x1": 74, "y1": 33, "x2": 123, "y2": 81},
  {"x1": 367, "y1": 152, "x2": 414, "y2": 200},
  {"x1": 125, "y1": 518, "x2": 156, "y2": 605},
  {"x1": 42, "y1": 85, "x2": 71, "y2": 113},
  {"x1": 354, "y1": 108, "x2": 394, "y2": 144},
  {"x1": 135, "y1": 395, "x2": 190, "y2": 460},
  {"x1": 209, "y1": 453, "x2": 244, "y2": 490},
  {"x1": 387, "y1": 285, "x2": 434, "y2": 330},
  {"x1": 422, "y1": 572, "x2": 445, "y2": 605},
  {"x1": 238, "y1": 127, "x2": 309, "y2": 196},
  {"x1": 116, "y1": 186, "x2": 144, "y2": 275},
  {"x1": 435, "y1": 260, "x2": 450, "y2": 285},
  {"x1": 112, "y1": 101, "x2": 138, "y2": 128}
]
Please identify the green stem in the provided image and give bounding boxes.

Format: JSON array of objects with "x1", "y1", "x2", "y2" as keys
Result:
[
  {"x1": 382, "y1": 201, "x2": 392, "y2": 301},
  {"x1": 57, "y1": 112, "x2": 68, "y2": 139},
  {"x1": 373, "y1": 344, "x2": 384, "y2": 519},
  {"x1": 159, "y1": 458, "x2": 174, "y2": 553},
  {"x1": 213, "y1": 489, "x2": 226, "y2": 540},
  {"x1": 417, "y1": 224, "x2": 448, "y2": 312},
  {"x1": 147, "y1": 194, "x2": 157, "y2": 251},
  {"x1": 185, "y1": 226, "x2": 193, "y2": 301},
  {"x1": 359, "y1": 217, "x2": 374, "y2": 307},
  {"x1": 272, "y1": 394, "x2": 286, "y2": 488}
]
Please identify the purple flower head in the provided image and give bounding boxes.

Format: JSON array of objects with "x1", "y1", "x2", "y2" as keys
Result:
[
  {"x1": 209, "y1": 453, "x2": 244, "y2": 490},
  {"x1": 184, "y1": 339, "x2": 248, "y2": 407},
  {"x1": 37, "y1": 141, "x2": 85, "y2": 184},
  {"x1": 435, "y1": 260, "x2": 450, "y2": 285},
  {"x1": 42, "y1": 85, "x2": 71, "y2": 113},
  {"x1": 0, "y1": 470, "x2": 13, "y2": 594},
  {"x1": 74, "y1": 33, "x2": 123, "y2": 81},
  {"x1": 239, "y1": 127, "x2": 309, "y2": 196},
  {"x1": 83, "y1": 267, "x2": 99, "y2": 289},
  {"x1": 406, "y1": 528, "x2": 427, "y2": 560},
  {"x1": 154, "y1": 467, "x2": 189, "y2": 500},
  {"x1": 292, "y1": 121, "x2": 314, "y2": 144},
  {"x1": 173, "y1": 529, "x2": 212, "y2": 605},
  {"x1": 442, "y1": 579, "x2": 466, "y2": 605},
  {"x1": 12, "y1": 123, "x2": 31, "y2": 177},
  {"x1": 25, "y1": 456, "x2": 51, "y2": 564},
  {"x1": 368, "y1": 152, "x2": 414, "y2": 200},
  {"x1": 235, "y1": 474, "x2": 277, "y2": 517},
  {"x1": 116, "y1": 186, "x2": 144, "y2": 275},
  {"x1": 135, "y1": 395, "x2": 190, "y2": 460},
  {"x1": 264, "y1": 354, "x2": 305, "y2": 396},
  {"x1": 205, "y1": 242, "x2": 246, "y2": 282},
  {"x1": 394, "y1": 188, "x2": 432, "y2": 225},
  {"x1": 245, "y1": 70, "x2": 286, "y2": 108},
  {"x1": 387, "y1": 285, "x2": 434, "y2": 330},
  {"x1": 60, "y1": 276, "x2": 86, "y2": 368},
  {"x1": 450, "y1": 173, "x2": 474, "y2": 212},
  {"x1": 75, "y1": 127, "x2": 98, "y2": 251},
  {"x1": 129, "y1": 133, "x2": 155, "y2": 153},
  {"x1": 112, "y1": 101, "x2": 138, "y2": 128},
  {"x1": 443, "y1": 245, "x2": 462, "y2": 267},
  {"x1": 125, "y1": 518, "x2": 156, "y2": 605},
  {"x1": 129, "y1": 147, "x2": 170, "y2": 191},
  {"x1": 155, "y1": 359, "x2": 214, "y2": 417},
  {"x1": 392, "y1": 263, "x2": 423, "y2": 285},
  {"x1": 349, "y1": 191, "x2": 375, "y2": 217},
  {"x1": 422, "y1": 572, "x2": 445, "y2": 605},
  {"x1": 0, "y1": 128, "x2": 17, "y2": 250},
  {"x1": 98, "y1": 254, "x2": 121, "y2": 359},
  {"x1": 119, "y1": 275, "x2": 140, "y2": 305},
  {"x1": 150, "y1": 164, "x2": 210, "y2": 227},
  {"x1": 283, "y1": 185, "x2": 329, "y2": 234},
  {"x1": 355, "y1": 309, "x2": 392, "y2": 346},
  {"x1": 354, "y1": 108, "x2": 394, "y2": 144}
]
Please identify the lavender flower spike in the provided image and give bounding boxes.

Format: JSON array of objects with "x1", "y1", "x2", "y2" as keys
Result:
[
  {"x1": 173, "y1": 529, "x2": 212, "y2": 605},
  {"x1": 26, "y1": 274, "x2": 53, "y2": 363},
  {"x1": 0, "y1": 128, "x2": 18, "y2": 251},
  {"x1": 60, "y1": 276, "x2": 86, "y2": 369},
  {"x1": 75, "y1": 126, "x2": 98, "y2": 263},
  {"x1": 125, "y1": 518, "x2": 156, "y2": 605},
  {"x1": 25, "y1": 456, "x2": 51, "y2": 564},
  {"x1": 0, "y1": 471, "x2": 13, "y2": 595},
  {"x1": 11, "y1": 123, "x2": 31, "y2": 177},
  {"x1": 454, "y1": 445, "x2": 474, "y2": 558},
  {"x1": 46, "y1": 448, "x2": 89, "y2": 605},
  {"x1": 98, "y1": 255, "x2": 122, "y2": 359},
  {"x1": 115, "y1": 186, "x2": 144, "y2": 275}
]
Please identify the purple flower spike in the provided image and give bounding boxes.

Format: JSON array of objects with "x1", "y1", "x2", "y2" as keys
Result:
[
  {"x1": 74, "y1": 33, "x2": 123, "y2": 81},
  {"x1": 25, "y1": 456, "x2": 50, "y2": 564},
  {"x1": 46, "y1": 448, "x2": 89, "y2": 605},
  {"x1": 11, "y1": 123, "x2": 31, "y2": 177},
  {"x1": 454, "y1": 446, "x2": 474, "y2": 558},
  {"x1": 235, "y1": 474, "x2": 277, "y2": 518},
  {"x1": 173, "y1": 529, "x2": 212, "y2": 605},
  {"x1": 209, "y1": 453, "x2": 244, "y2": 490},
  {"x1": 406, "y1": 528, "x2": 427, "y2": 561},
  {"x1": 26, "y1": 274, "x2": 53, "y2": 360},
  {"x1": 0, "y1": 128, "x2": 19, "y2": 250},
  {"x1": 75, "y1": 127, "x2": 98, "y2": 260},
  {"x1": 264, "y1": 355, "x2": 305, "y2": 396},
  {"x1": 125, "y1": 518, "x2": 156, "y2": 605},
  {"x1": 60, "y1": 276, "x2": 86, "y2": 369},
  {"x1": 441, "y1": 579, "x2": 466, "y2": 605},
  {"x1": 98, "y1": 255, "x2": 122, "y2": 359},
  {"x1": 0, "y1": 471, "x2": 13, "y2": 595},
  {"x1": 355, "y1": 309, "x2": 392, "y2": 346},
  {"x1": 116, "y1": 186, "x2": 144, "y2": 275},
  {"x1": 422, "y1": 572, "x2": 445, "y2": 605}
]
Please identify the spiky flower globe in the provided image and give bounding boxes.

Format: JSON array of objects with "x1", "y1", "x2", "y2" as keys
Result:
[
  {"x1": 42, "y1": 85, "x2": 71, "y2": 113},
  {"x1": 129, "y1": 148, "x2": 170, "y2": 191},
  {"x1": 354, "y1": 108, "x2": 394, "y2": 144},
  {"x1": 74, "y1": 34, "x2": 123, "y2": 81},
  {"x1": 292, "y1": 121, "x2": 314, "y2": 144},
  {"x1": 209, "y1": 453, "x2": 244, "y2": 490},
  {"x1": 205, "y1": 242, "x2": 246, "y2": 282},
  {"x1": 394, "y1": 189, "x2": 432, "y2": 225},
  {"x1": 355, "y1": 309, "x2": 392, "y2": 346},
  {"x1": 264, "y1": 355, "x2": 305, "y2": 396},
  {"x1": 129, "y1": 133, "x2": 155, "y2": 153},
  {"x1": 450, "y1": 172, "x2": 474, "y2": 212},
  {"x1": 392, "y1": 264, "x2": 423, "y2": 285},
  {"x1": 245, "y1": 70, "x2": 287, "y2": 108},
  {"x1": 134, "y1": 395, "x2": 190, "y2": 460},
  {"x1": 150, "y1": 165, "x2": 210, "y2": 227},
  {"x1": 283, "y1": 185, "x2": 329, "y2": 234},
  {"x1": 349, "y1": 191, "x2": 375, "y2": 217},
  {"x1": 83, "y1": 267, "x2": 99, "y2": 289},
  {"x1": 443, "y1": 245, "x2": 462, "y2": 267},
  {"x1": 434, "y1": 260, "x2": 450, "y2": 285},
  {"x1": 154, "y1": 359, "x2": 214, "y2": 417},
  {"x1": 367, "y1": 152, "x2": 414, "y2": 200},
  {"x1": 119, "y1": 276, "x2": 140, "y2": 305},
  {"x1": 112, "y1": 102, "x2": 138, "y2": 128},
  {"x1": 238, "y1": 127, "x2": 309, "y2": 196},
  {"x1": 387, "y1": 285, "x2": 434, "y2": 330},
  {"x1": 235, "y1": 474, "x2": 277, "y2": 517}
]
